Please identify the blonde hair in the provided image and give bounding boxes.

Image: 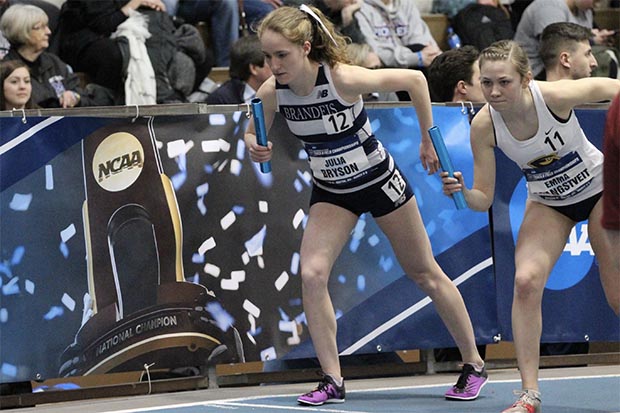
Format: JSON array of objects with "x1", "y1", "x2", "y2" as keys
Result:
[
  {"x1": 257, "y1": 5, "x2": 350, "y2": 66},
  {"x1": 479, "y1": 40, "x2": 530, "y2": 80},
  {"x1": 0, "y1": 4, "x2": 49, "y2": 47},
  {"x1": 346, "y1": 43, "x2": 372, "y2": 67}
]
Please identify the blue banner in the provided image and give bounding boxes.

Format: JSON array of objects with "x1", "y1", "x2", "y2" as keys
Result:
[{"x1": 0, "y1": 106, "x2": 615, "y2": 384}]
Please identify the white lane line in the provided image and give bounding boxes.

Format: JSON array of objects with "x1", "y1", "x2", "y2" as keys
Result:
[
  {"x1": 101, "y1": 374, "x2": 620, "y2": 413},
  {"x1": 217, "y1": 401, "x2": 371, "y2": 413},
  {"x1": 341, "y1": 257, "x2": 494, "y2": 355}
]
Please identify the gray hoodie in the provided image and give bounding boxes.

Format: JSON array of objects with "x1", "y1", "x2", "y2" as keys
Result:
[
  {"x1": 355, "y1": 0, "x2": 438, "y2": 68},
  {"x1": 514, "y1": 0, "x2": 592, "y2": 77}
]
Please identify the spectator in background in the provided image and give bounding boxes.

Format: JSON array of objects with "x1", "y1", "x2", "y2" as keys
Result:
[
  {"x1": 539, "y1": 21, "x2": 598, "y2": 81},
  {"x1": 0, "y1": 0, "x2": 61, "y2": 52},
  {"x1": 174, "y1": 0, "x2": 239, "y2": 67},
  {"x1": 243, "y1": 0, "x2": 283, "y2": 29},
  {"x1": 354, "y1": 0, "x2": 442, "y2": 72},
  {"x1": 174, "y1": 0, "x2": 281, "y2": 67},
  {"x1": 206, "y1": 34, "x2": 271, "y2": 104},
  {"x1": 427, "y1": 45, "x2": 486, "y2": 364},
  {"x1": 452, "y1": 0, "x2": 514, "y2": 52},
  {"x1": 313, "y1": 0, "x2": 366, "y2": 44},
  {"x1": 514, "y1": 0, "x2": 616, "y2": 78},
  {"x1": 427, "y1": 45, "x2": 484, "y2": 103},
  {"x1": 346, "y1": 41, "x2": 381, "y2": 68},
  {"x1": 58, "y1": 0, "x2": 209, "y2": 104},
  {"x1": 1, "y1": 59, "x2": 36, "y2": 109},
  {"x1": 0, "y1": 4, "x2": 114, "y2": 107},
  {"x1": 345, "y1": 41, "x2": 398, "y2": 101},
  {"x1": 57, "y1": 0, "x2": 166, "y2": 95}
]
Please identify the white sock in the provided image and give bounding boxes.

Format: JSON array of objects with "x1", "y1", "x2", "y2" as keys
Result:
[
  {"x1": 524, "y1": 389, "x2": 542, "y2": 401},
  {"x1": 327, "y1": 373, "x2": 343, "y2": 387},
  {"x1": 467, "y1": 362, "x2": 485, "y2": 373}
]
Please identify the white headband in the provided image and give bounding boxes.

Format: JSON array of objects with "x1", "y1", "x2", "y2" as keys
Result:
[{"x1": 299, "y1": 4, "x2": 338, "y2": 47}]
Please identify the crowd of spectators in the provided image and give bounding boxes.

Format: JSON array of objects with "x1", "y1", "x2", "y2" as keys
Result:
[
  {"x1": 0, "y1": 0, "x2": 618, "y2": 109},
  {"x1": 514, "y1": 0, "x2": 616, "y2": 79}
]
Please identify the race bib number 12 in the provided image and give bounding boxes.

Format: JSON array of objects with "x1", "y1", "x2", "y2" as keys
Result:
[{"x1": 381, "y1": 169, "x2": 406, "y2": 202}]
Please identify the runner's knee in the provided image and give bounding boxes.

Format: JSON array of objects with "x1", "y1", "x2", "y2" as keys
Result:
[
  {"x1": 300, "y1": 261, "x2": 331, "y2": 290},
  {"x1": 513, "y1": 270, "x2": 545, "y2": 300}
]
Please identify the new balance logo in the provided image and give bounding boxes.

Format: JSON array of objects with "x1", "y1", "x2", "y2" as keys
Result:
[{"x1": 317, "y1": 89, "x2": 329, "y2": 99}]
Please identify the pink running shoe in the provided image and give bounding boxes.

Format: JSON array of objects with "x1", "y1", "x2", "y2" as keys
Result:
[
  {"x1": 445, "y1": 363, "x2": 488, "y2": 401},
  {"x1": 297, "y1": 374, "x2": 345, "y2": 406},
  {"x1": 502, "y1": 389, "x2": 542, "y2": 413}
]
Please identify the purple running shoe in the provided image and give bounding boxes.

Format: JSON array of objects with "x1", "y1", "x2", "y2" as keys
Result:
[
  {"x1": 445, "y1": 363, "x2": 488, "y2": 401},
  {"x1": 297, "y1": 374, "x2": 345, "y2": 406}
]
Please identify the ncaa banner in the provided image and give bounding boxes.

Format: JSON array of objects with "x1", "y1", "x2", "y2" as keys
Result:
[
  {"x1": 492, "y1": 108, "x2": 620, "y2": 342},
  {"x1": 1, "y1": 116, "x2": 247, "y2": 383},
  {"x1": 0, "y1": 107, "x2": 493, "y2": 384},
  {"x1": 1, "y1": 105, "x2": 613, "y2": 385}
]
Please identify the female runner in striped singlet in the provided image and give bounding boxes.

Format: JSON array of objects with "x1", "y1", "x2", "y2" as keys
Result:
[
  {"x1": 244, "y1": 4, "x2": 487, "y2": 407},
  {"x1": 441, "y1": 40, "x2": 620, "y2": 413}
]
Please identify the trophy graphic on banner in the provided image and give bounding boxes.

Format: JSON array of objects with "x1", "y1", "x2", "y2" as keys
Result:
[{"x1": 59, "y1": 118, "x2": 244, "y2": 377}]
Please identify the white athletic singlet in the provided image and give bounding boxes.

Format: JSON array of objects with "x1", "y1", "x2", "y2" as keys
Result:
[
  {"x1": 275, "y1": 64, "x2": 393, "y2": 193},
  {"x1": 491, "y1": 81, "x2": 603, "y2": 206}
]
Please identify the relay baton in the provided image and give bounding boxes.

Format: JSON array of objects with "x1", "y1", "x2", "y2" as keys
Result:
[
  {"x1": 250, "y1": 97, "x2": 272, "y2": 173},
  {"x1": 428, "y1": 126, "x2": 467, "y2": 210}
]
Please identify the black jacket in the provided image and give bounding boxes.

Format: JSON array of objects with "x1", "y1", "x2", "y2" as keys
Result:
[
  {"x1": 4, "y1": 48, "x2": 80, "y2": 108},
  {"x1": 313, "y1": 0, "x2": 366, "y2": 44},
  {"x1": 206, "y1": 78, "x2": 247, "y2": 105},
  {"x1": 452, "y1": 4, "x2": 514, "y2": 52},
  {"x1": 57, "y1": 0, "x2": 207, "y2": 103},
  {"x1": 57, "y1": 0, "x2": 130, "y2": 68}
]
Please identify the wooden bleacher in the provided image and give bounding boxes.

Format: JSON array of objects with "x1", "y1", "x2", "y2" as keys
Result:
[
  {"x1": 422, "y1": 13, "x2": 450, "y2": 51},
  {"x1": 208, "y1": 67, "x2": 231, "y2": 85}
]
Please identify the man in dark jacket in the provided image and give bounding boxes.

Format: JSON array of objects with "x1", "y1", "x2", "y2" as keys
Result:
[
  {"x1": 57, "y1": 0, "x2": 209, "y2": 103},
  {"x1": 206, "y1": 35, "x2": 271, "y2": 105},
  {"x1": 57, "y1": 0, "x2": 143, "y2": 93}
]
